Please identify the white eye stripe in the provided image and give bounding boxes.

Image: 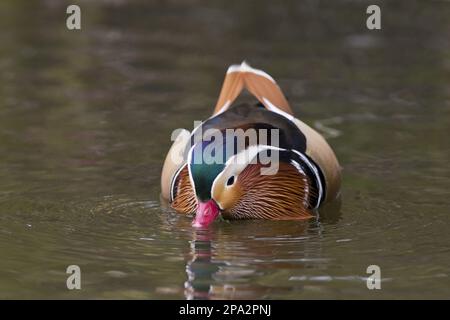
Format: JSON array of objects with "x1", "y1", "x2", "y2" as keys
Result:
[
  {"x1": 225, "y1": 144, "x2": 286, "y2": 167},
  {"x1": 211, "y1": 145, "x2": 286, "y2": 203}
]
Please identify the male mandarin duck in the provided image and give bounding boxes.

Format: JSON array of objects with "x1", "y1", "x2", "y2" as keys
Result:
[{"x1": 161, "y1": 62, "x2": 341, "y2": 228}]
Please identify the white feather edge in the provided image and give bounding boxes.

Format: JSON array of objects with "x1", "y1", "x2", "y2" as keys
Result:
[
  {"x1": 186, "y1": 144, "x2": 197, "y2": 200},
  {"x1": 227, "y1": 61, "x2": 276, "y2": 83},
  {"x1": 262, "y1": 97, "x2": 295, "y2": 121},
  {"x1": 291, "y1": 149, "x2": 323, "y2": 208},
  {"x1": 214, "y1": 100, "x2": 231, "y2": 116},
  {"x1": 214, "y1": 62, "x2": 293, "y2": 121}
]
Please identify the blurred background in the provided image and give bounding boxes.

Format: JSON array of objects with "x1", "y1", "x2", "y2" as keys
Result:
[{"x1": 0, "y1": 0, "x2": 449, "y2": 299}]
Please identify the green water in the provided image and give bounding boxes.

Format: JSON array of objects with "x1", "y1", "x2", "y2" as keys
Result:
[{"x1": 0, "y1": 0, "x2": 449, "y2": 299}]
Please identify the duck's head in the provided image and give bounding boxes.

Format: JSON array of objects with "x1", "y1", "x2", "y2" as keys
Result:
[
  {"x1": 187, "y1": 138, "x2": 234, "y2": 228},
  {"x1": 188, "y1": 140, "x2": 291, "y2": 228}
]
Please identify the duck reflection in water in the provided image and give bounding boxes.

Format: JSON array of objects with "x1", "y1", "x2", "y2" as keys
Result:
[
  {"x1": 182, "y1": 199, "x2": 341, "y2": 300},
  {"x1": 184, "y1": 228, "x2": 223, "y2": 299}
]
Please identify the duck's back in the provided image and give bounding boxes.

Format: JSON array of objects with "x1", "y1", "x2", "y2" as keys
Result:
[{"x1": 201, "y1": 102, "x2": 341, "y2": 203}]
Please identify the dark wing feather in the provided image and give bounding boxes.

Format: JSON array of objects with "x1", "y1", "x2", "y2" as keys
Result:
[{"x1": 199, "y1": 103, "x2": 307, "y2": 153}]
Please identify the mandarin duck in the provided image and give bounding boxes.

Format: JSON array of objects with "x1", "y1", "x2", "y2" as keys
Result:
[{"x1": 161, "y1": 62, "x2": 341, "y2": 228}]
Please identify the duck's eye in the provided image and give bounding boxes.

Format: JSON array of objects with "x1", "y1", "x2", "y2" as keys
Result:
[{"x1": 226, "y1": 176, "x2": 235, "y2": 186}]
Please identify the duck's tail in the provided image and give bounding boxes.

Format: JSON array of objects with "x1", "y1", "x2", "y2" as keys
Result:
[{"x1": 213, "y1": 61, "x2": 294, "y2": 117}]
